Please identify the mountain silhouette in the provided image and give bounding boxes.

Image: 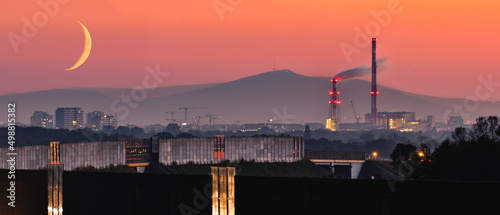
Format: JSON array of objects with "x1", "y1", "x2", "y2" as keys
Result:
[{"x1": 1, "y1": 69, "x2": 498, "y2": 126}]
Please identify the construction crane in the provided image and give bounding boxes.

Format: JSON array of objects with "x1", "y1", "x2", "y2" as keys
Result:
[
  {"x1": 165, "y1": 111, "x2": 176, "y2": 124},
  {"x1": 350, "y1": 99, "x2": 360, "y2": 123},
  {"x1": 193, "y1": 116, "x2": 206, "y2": 129},
  {"x1": 178, "y1": 107, "x2": 206, "y2": 125},
  {"x1": 206, "y1": 114, "x2": 223, "y2": 128}
]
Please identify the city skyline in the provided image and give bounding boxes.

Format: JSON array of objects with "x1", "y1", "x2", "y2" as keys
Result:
[
  {"x1": 2, "y1": 0, "x2": 500, "y2": 101},
  {"x1": 2, "y1": 2, "x2": 500, "y2": 215}
]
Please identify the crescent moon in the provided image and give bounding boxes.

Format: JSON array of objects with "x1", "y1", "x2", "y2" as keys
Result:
[{"x1": 65, "y1": 21, "x2": 92, "y2": 71}]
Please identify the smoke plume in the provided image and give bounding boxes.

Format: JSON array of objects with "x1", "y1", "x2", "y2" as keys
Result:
[{"x1": 333, "y1": 58, "x2": 387, "y2": 81}]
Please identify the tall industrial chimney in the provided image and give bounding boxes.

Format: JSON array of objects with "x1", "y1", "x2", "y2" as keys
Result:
[
  {"x1": 370, "y1": 38, "x2": 378, "y2": 126},
  {"x1": 326, "y1": 79, "x2": 339, "y2": 131}
]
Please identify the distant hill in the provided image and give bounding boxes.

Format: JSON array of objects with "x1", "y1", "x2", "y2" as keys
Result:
[
  {"x1": 1, "y1": 69, "x2": 499, "y2": 126},
  {"x1": 69, "y1": 83, "x2": 219, "y2": 100}
]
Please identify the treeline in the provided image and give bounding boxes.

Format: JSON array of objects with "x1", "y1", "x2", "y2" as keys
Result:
[
  {"x1": 305, "y1": 131, "x2": 440, "y2": 158},
  {"x1": 391, "y1": 116, "x2": 500, "y2": 181}
]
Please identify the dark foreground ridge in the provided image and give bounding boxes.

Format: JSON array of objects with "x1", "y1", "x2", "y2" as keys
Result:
[
  {"x1": 147, "y1": 159, "x2": 331, "y2": 177},
  {"x1": 1, "y1": 169, "x2": 499, "y2": 215}
]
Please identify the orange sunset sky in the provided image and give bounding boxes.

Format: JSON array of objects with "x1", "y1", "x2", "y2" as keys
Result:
[{"x1": 2, "y1": 0, "x2": 500, "y2": 100}]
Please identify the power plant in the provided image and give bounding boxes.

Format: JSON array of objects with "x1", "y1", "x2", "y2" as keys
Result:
[
  {"x1": 327, "y1": 38, "x2": 435, "y2": 132},
  {"x1": 327, "y1": 38, "x2": 378, "y2": 131}
]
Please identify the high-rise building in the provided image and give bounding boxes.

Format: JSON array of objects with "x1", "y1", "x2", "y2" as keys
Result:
[
  {"x1": 30, "y1": 111, "x2": 53, "y2": 128},
  {"x1": 87, "y1": 111, "x2": 118, "y2": 131},
  {"x1": 100, "y1": 114, "x2": 118, "y2": 130},
  {"x1": 55, "y1": 108, "x2": 84, "y2": 130},
  {"x1": 87, "y1": 111, "x2": 105, "y2": 131}
]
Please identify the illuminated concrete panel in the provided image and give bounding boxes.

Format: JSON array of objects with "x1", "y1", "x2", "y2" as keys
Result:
[
  {"x1": 158, "y1": 136, "x2": 304, "y2": 165},
  {"x1": 48, "y1": 141, "x2": 63, "y2": 215},
  {"x1": 211, "y1": 167, "x2": 235, "y2": 215}
]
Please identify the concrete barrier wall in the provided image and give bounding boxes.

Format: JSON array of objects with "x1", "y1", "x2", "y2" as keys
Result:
[
  {"x1": 0, "y1": 145, "x2": 50, "y2": 170},
  {"x1": 159, "y1": 137, "x2": 304, "y2": 165},
  {"x1": 0, "y1": 141, "x2": 126, "y2": 171},
  {"x1": 0, "y1": 136, "x2": 303, "y2": 170},
  {"x1": 60, "y1": 141, "x2": 126, "y2": 170}
]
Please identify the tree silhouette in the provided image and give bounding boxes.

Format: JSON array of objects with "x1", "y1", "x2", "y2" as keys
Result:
[
  {"x1": 390, "y1": 143, "x2": 417, "y2": 169},
  {"x1": 412, "y1": 116, "x2": 500, "y2": 181}
]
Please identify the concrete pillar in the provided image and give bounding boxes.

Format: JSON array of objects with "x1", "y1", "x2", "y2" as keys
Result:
[
  {"x1": 211, "y1": 166, "x2": 235, "y2": 215},
  {"x1": 48, "y1": 141, "x2": 63, "y2": 215}
]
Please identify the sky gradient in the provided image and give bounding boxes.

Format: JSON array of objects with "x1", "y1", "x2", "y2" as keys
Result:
[{"x1": 2, "y1": 0, "x2": 500, "y2": 101}]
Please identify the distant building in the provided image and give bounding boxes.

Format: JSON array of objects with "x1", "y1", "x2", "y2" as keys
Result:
[
  {"x1": 404, "y1": 115, "x2": 435, "y2": 132},
  {"x1": 30, "y1": 111, "x2": 53, "y2": 128},
  {"x1": 87, "y1": 111, "x2": 105, "y2": 131},
  {"x1": 144, "y1": 124, "x2": 164, "y2": 133},
  {"x1": 240, "y1": 123, "x2": 266, "y2": 132},
  {"x1": 274, "y1": 124, "x2": 304, "y2": 132},
  {"x1": 100, "y1": 114, "x2": 118, "y2": 130},
  {"x1": 55, "y1": 108, "x2": 84, "y2": 130},
  {"x1": 87, "y1": 111, "x2": 118, "y2": 131},
  {"x1": 447, "y1": 116, "x2": 464, "y2": 129},
  {"x1": 365, "y1": 111, "x2": 416, "y2": 130},
  {"x1": 339, "y1": 123, "x2": 372, "y2": 131},
  {"x1": 360, "y1": 112, "x2": 435, "y2": 132}
]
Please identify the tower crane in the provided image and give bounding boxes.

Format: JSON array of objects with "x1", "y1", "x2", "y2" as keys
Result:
[
  {"x1": 178, "y1": 107, "x2": 206, "y2": 125},
  {"x1": 193, "y1": 116, "x2": 206, "y2": 129},
  {"x1": 165, "y1": 111, "x2": 176, "y2": 124},
  {"x1": 206, "y1": 114, "x2": 223, "y2": 128}
]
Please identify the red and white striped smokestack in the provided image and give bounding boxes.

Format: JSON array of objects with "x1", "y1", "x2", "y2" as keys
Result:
[
  {"x1": 327, "y1": 78, "x2": 340, "y2": 130},
  {"x1": 370, "y1": 38, "x2": 378, "y2": 126},
  {"x1": 328, "y1": 79, "x2": 338, "y2": 119}
]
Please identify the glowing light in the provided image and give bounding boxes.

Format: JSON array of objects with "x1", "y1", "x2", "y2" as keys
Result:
[
  {"x1": 418, "y1": 151, "x2": 424, "y2": 157},
  {"x1": 329, "y1": 91, "x2": 334, "y2": 95},
  {"x1": 373, "y1": 152, "x2": 378, "y2": 157}
]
